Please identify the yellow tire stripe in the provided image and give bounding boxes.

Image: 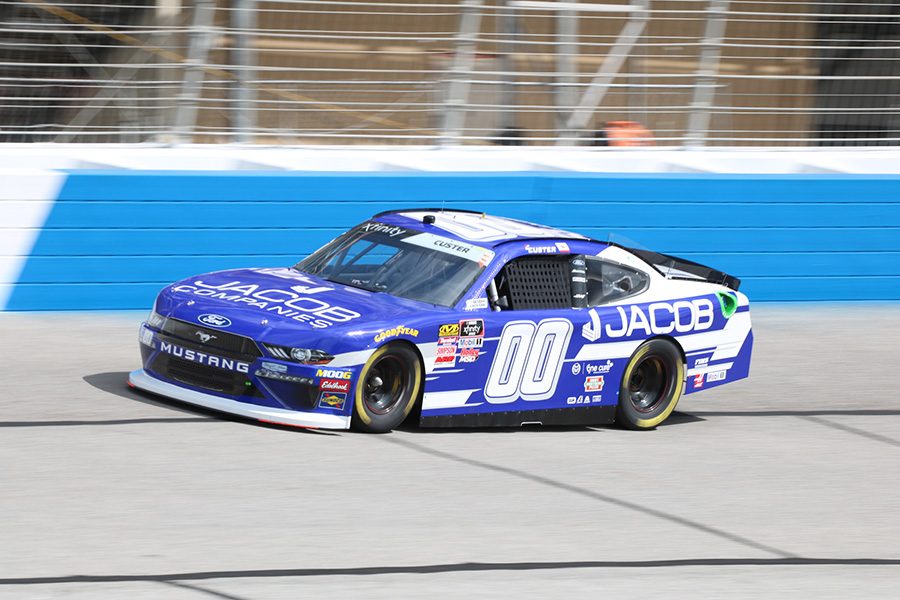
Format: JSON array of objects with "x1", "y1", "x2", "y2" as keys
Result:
[
  {"x1": 354, "y1": 345, "x2": 422, "y2": 426},
  {"x1": 620, "y1": 342, "x2": 685, "y2": 429}
]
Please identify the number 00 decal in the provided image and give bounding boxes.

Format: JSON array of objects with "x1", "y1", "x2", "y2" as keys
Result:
[{"x1": 484, "y1": 319, "x2": 573, "y2": 404}]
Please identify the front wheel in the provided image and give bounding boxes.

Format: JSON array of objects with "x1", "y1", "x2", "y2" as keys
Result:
[
  {"x1": 351, "y1": 344, "x2": 422, "y2": 433},
  {"x1": 616, "y1": 339, "x2": 685, "y2": 430}
]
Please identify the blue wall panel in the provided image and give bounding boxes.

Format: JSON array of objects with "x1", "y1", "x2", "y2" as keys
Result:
[{"x1": 8, "y1": 171, "x2": 900, "y2": 310}]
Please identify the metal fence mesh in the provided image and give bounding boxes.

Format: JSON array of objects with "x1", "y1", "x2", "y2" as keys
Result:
[{"x1": 0, "y1": 0, "x2": 897, "y2": 145}]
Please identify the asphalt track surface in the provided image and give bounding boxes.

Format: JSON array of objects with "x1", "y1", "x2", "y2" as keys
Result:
[{"x1": 1, "y1": 306, "x2": 899, "y2": 599}]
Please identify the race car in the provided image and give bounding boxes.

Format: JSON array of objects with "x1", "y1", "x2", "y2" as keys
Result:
[{"x1": 129, "y1": 209, "x2": 752, "y2": 433}]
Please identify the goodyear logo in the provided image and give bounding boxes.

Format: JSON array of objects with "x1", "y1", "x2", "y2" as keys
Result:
[
  {"x1": 374, "y1": 325, "x2": 419, "y2": 343},
  {"x1": 438, "y1": 323, "x2": 460, "y2": 337},
  {"x1": 316, "y1": 368, "x2": 352, "y2": 380}
]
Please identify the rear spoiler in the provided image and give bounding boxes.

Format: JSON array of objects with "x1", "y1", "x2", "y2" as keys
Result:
[{"x1": 624, "y1": 247, "x2": 741, "y2": 291}]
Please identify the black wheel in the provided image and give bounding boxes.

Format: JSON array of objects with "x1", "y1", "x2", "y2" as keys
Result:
[
  {"x1": 351, "y1": 344, "x2": 422, "y2": 433},
  {"x1": 616, "y1": 338, "x2": 685, "y2": 430}
]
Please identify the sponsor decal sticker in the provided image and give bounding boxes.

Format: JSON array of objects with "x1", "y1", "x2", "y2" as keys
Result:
[
  {"x1": 457, "y1": 336, "x2": 483, "y2": 349},
  {"x1": 173, "y1": 275, "x2": 360, "y2": 329},
  {"x1": 261, "y1": 361, "x2": 287, "y2": 373},
  {"x1": 439, "y1": 323, "x2": 460, "y2": 337},
  {"x1": 585, "y1": 360, "x2": 614, "y2": 375},
  {"x1": 434, "y1": 354, "x2": 456, "y2": 368},
  {"x1": 359, "y1": 222, "x2": 407, "y2": 238},
  {"x1": 318, "y1": 391, "x2": 347, "y2": 410},
  {"x1": 459, "y1": 319, "x2": 484, "y2": 338},
  {"x1": 525, "y1": 244, "x2": 560, "y2": 255},
  {"x1": 404, "y1": 233, "x2": 494, "y2": 264},
  {"x1": 582, "y1": 299, "x2": 715, "y2": 342},
  {"x1": 438, "y1": 336, "x2": 457, "y2": 346},
  {"x1": 555, "y1": 242, "x2": 570, "y2": 253},
  {"x1": 159, "y1": 341, "x2": 249, "y2": 373},
  {"x1": 320, "y1": 378, "x2": 351, "y2": 393},
  {"x1": 255, "y1": 368, "x2": 314, "y2": 384},
  {"x1": 571, "y1": 362, "x2": 582, "y2": 375},
  {"x1": 459, "y1": 348, "x2": 480, "y2": 363},
  {"x1": 567, "y1": 394, "x2": 603, "y2": 405},
  {"x1": 584, "y1": 375, "x2": 605, "y2": 393},
  {"x1": 374, "y1": 325, "x2": 419, "y2": 343},
  {"x1": 707, "y1": 370, "x2": 727, "y2": 382},
  {"x1": 693, "y1": 374, "x2": 705, "y2": 389},
  {"x1": 198, "y1": 314, "x2": 231, "y2": 328},
  {"x1": 465, "y1": 297, "x2": 489, "y2": 311},
  {"x1": 436, "y1": 346, "x2": 456, "y2": 358},
  {"x1": 694, "y1": 357, "x2": 710, "y2": 367},
  {"x1": 316, "y1": 368, "x2": 352, "y2": 380}
]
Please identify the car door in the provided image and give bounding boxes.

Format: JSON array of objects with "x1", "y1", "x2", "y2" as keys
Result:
[{"x1": 422, "y1": 246, "x2": 646, "y2": 424}]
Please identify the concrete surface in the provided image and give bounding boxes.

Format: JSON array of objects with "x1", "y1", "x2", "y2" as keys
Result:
[{"x1": 1, "y1": 306, "x2": 899, "y2": 599}]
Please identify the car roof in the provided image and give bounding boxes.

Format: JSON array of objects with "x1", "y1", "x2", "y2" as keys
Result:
[{"x1": 373, "y1": 208, "x2": 589, "y2": 248}]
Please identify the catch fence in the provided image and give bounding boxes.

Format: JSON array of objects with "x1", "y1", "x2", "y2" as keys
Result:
[{"x1": 0, "y1": 0, "x2": 897, "y2": 145}]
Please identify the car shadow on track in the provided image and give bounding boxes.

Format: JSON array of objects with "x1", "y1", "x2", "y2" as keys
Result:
[
  {"x1": 398, "y1": 410, "x2": 705, "y2": 434},
  {"x1": 82, "y1": 371, "x2": 338, "y2": 435}
]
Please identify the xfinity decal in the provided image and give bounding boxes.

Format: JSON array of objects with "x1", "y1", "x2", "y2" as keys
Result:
[
  {"x1": 159, "y1": 341, "x2": 250, "y2": 373},
  {"x1": 581, "y1": 298, "x2": 715, "y2": 341},
  {"x1": 359, "y1": 222, "x2": 407, "y2": 238},
  {"x1": 173, "y1": 279, "x2": 360, "y2": 329}
]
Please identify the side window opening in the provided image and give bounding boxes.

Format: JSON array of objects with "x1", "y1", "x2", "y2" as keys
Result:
[
  {"x1": 489, "y1": 254, "x2": 649, "y2": 311},
  {"x1": 584, "y1": 257, "x2": 649, "y2": 306},
  {"x1": 491, "y1": 255, "x2": 573, "y2": 310}
]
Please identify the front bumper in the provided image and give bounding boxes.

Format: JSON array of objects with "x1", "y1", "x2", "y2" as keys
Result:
[{"x1": 129, "y1": 369, "x2": 351, "y2": 429}]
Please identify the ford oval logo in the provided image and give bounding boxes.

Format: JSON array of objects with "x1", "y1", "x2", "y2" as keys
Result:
[{"x1": 198, "y1": 314, "x2": 231, "y2": 328}]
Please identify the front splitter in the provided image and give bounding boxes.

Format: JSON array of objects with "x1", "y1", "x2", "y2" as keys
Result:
[{"x1": 128, "y1": 369, "x2": 351, "y2": 430}]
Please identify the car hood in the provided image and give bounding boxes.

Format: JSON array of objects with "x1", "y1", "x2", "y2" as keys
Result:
[{"x1": 154, "y1": 267, "x2": 444, "y2": 346}]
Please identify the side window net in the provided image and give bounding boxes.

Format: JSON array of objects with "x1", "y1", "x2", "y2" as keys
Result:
[{"x1": 502, "y1": 257, "x2": 572, "y2": 310}]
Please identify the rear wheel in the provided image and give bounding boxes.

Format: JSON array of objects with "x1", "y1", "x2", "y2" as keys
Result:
[
  {"x1": 616, "y1": 339, "x2": 685, "y2": 430},
  {"x1": 351, "y1": 344, "x2": 422, "y2": 433}
]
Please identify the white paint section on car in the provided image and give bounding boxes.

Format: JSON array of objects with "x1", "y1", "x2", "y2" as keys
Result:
[
  {"x1": 422, "y1": 389, "x2": 481, "y2": 410},
  {"x1": 399, "y1": 211, "x2": 587, "y2": 242},
  {"x1": 0, "y1": 171, "x2": 65, "y2": 310},
  {"x1": 686, "y1": 361, "x2": 734, "y2": 376},
  {"x1": 678, "y1": 311, "x2": 752, "y2": 361},
  {"x1": 328, "y1": 348, "x2": 376, "y2": 368}
]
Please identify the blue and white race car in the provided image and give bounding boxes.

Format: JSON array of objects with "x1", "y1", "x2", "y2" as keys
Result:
[{"x1": 130, "y1": 209, "x2": 752, "y2": 432}]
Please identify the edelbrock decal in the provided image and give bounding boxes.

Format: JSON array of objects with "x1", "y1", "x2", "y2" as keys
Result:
[
  {"x1": 174, "y1": 273, "x2": 360, "y2": 329},
  {"x1": 581, "y1": 298, "x2": 715, "y2": 342}
]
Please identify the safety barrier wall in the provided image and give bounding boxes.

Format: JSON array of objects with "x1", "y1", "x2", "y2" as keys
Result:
[{"x1": 2, "y1": 170, "x2": 899, "y2": 310}]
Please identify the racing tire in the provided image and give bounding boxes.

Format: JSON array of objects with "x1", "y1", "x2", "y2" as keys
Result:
[
  {"x1": 615, "y1": 338, "x2": 685, "y2": 430},
  {"x1": 351, "y1": 343, "x2": 422, "y2": 433}
]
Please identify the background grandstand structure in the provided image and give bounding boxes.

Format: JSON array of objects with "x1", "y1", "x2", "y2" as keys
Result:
[{"x1": 0, "y1": 0, "x2": 897, "y2": 145}]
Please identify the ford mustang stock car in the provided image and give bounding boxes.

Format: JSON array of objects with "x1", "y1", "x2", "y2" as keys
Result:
[{"x1": 129, "y1": 209, "x2": 752, "y2": 433}]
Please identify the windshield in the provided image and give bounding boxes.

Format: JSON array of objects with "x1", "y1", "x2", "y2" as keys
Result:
[{"x1": 295, "y1": 221, "x2": 495, "y2": 307}]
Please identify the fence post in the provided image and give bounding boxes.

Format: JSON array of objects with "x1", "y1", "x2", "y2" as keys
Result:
[
  {"x1": 685, "y1": 0, "x2": 729, "y2": 147},
  {"x1": 441, "y1": 0, "x2": 484, "y2": 145},
  {"x1": 232, "y1": 0, "x2": 257, "y2": 143},
  {"x1": 173, "y1": 0, "x2": 216, "y2": 143}
]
